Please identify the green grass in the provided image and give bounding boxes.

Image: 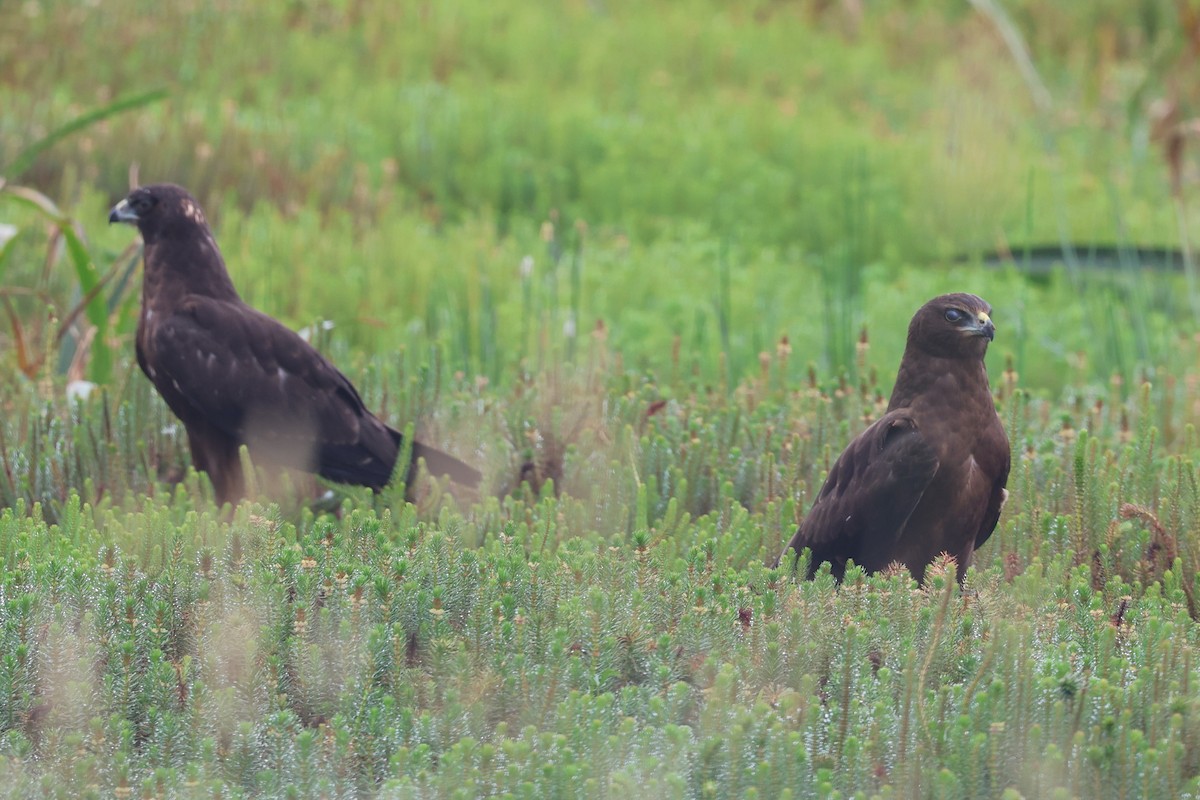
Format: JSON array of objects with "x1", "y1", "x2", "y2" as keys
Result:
[{"x1": 3, "y1": 0, "x2": 1200, "y2": 796}]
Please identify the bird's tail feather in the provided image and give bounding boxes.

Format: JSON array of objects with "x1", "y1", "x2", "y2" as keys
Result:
[{"x1": 408, "y1": 440, "x2": 483, "y2": 489}]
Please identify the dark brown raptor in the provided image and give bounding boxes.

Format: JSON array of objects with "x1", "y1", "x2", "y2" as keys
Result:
[
  {"x1": 775, "y1": 293, "x2": 1010, "y2": 584},
  {"x1": 110, "y1": 183, "x2": 481, "y2": 506}
]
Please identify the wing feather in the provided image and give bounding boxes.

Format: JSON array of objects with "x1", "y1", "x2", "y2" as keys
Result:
[
  {"x1": 972, "y1": 428, "x2": 1011, "y2": 551},
  {"x1": 150, "y1": 297, "x2": 398, "y2": 486},
  {"x1": 778, "y1": 411, "x2": 939, "y2": 575}
]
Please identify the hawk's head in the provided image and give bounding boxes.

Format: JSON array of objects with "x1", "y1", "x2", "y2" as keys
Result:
[
  {"x1": 109, "y1": 184, "x2": 210, "y2": 243},
  {"x1": 908, "y1": 293, "x2": 995, "y2": 359}
]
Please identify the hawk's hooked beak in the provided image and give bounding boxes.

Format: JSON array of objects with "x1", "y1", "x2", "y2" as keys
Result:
[
  {"x1": 970, "y1": 311, "x2": 996, "y2": 341},
  {"x1": 108, "y1": 198, "x2": 138, "y2": 225}
]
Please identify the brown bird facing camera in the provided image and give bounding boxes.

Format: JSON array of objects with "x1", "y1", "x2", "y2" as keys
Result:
[
  {"x1": 109, "y1": 183, "x2": 481, "y2": 507},
  {"x1": 775, "y1": 293, "x2": 1010, "y2": 585}
]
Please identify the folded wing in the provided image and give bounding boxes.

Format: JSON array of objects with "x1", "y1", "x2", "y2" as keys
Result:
[
  {"x1": 777, "y1": 412, "x2": 939, "y2": 577},
  {"x1": 150, "y1": 296, "x2": 400, "y2": 488}
]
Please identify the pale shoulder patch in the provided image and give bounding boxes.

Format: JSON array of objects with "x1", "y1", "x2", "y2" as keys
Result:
[{"x1": 181, "y1": 199, "x2": 207, "y2": 224}]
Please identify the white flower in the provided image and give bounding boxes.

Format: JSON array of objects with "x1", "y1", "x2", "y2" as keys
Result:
[
  {"x1": 296, "y1": 319, "x2": 334, "y2": 342},
  {"x1": 519, "y1": 256, "x2": 534, "y2": 279},
  {"x1": 66, "y1": 380, "x2": 96, "y2": 403}
]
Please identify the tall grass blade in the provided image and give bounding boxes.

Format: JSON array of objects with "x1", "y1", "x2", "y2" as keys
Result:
[{"x1": 2, "y1": 88, "x2": 168, "y2": 180}]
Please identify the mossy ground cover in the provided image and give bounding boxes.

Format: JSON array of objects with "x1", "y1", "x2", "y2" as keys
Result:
[{"x1": 2, "y1": 1, "x2": 1200, "y2": 797}]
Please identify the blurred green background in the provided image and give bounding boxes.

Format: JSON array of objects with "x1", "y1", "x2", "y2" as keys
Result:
[{"x1": 3, "y1": 0, "x2": 1197, "y2": 393}]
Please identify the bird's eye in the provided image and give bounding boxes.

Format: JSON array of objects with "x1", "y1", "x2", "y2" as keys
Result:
[
  {"x1": 944, "y1": 309, "x2": 964, "y2": 323},
  {"x1": 132, "y1": 195, "x2": 157, "y2": 213}
]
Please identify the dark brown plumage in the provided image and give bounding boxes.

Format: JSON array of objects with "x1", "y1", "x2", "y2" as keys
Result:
[
  {"x1": 109, "y1": 183, "x2": 481, "y2": 506},
  {"x1": 776, "y1": 293, "x2": 1010, "y2": 584}
]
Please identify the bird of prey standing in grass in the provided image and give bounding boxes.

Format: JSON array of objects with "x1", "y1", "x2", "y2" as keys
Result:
[
  {"x1": 109, "y1": 183, "x2": 481, "y2": 506},
  {"x1": 775, "y1": 293, "x2": 1010, "y2": 584}
]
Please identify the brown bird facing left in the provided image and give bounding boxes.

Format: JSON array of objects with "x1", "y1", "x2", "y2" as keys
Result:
[
  {"x1": 109, "y1": 183, "x2": 481, "y2": 506},
  {"x1": 775, "y1": 293, "x2": 1010, "y2": 584}
]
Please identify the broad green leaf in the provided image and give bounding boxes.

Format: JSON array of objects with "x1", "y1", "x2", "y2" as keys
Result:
[{"x1": 0, "y1": 223, "x2": 17, "y2": 283}]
